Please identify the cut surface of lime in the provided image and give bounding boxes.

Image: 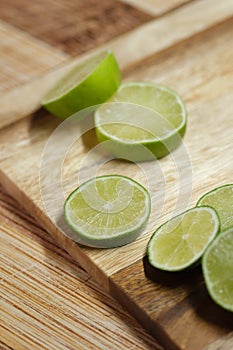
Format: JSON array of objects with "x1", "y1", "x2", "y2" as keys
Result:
[
  {"x1": 94, "y1": 82, "x2": 187, "y2": 161},
  {"x1": 64, "y1": 175, "x2": 151, "y2": 248},
  {"x1": 42, "y1": 50, "x2": 121, "y2": 119},
  {"x1": 197, "y1": 184, "x2": 233, "y2": 232},
  {"x1": 147, "y1": 207, "x2": 220, "y2": 271},
  {"x1": 202, "y1": 227, "x2": 233, "y2": 312}
]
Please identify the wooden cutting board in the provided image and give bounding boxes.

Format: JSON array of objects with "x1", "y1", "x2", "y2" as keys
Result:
[{"x1": 1, "y1": 0, "x2": 233, "y2": 349}]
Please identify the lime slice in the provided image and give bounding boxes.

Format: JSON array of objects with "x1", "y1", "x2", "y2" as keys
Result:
[
  {"x1": 94, "y1": 82, "x2": 187, "y2": 161},
  {"x1": 64, "y1": 175, "x2": 151, "y2": 248},
  {"x1": 147, "y1": 207, "x2": 220, "y2": 271},
  {"x1": 42, "y1": 50, "x2": 121, "y2": 119},
  {"x1": 197, "y1": 184, "x2": 233, "y2": 231},
  {"x1": 202, "y1": 227, "x2": 233, "y2": 312}
]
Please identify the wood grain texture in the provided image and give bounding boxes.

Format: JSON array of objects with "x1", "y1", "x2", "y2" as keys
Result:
[
  {"x1": 110, "y1": 259, "x2": 233, "y2": 350},
  {"x1": 0, "y1": 0, "x2": 233, "y2": 349},
  {"x1": 120, "y1": 0, "x2": 192, "y2": 16},
  {"x1": 0, "y1": 340, "x2": 14, "y2": 350},
  {"x1": 1, "y1": 0, "x2": 232, "y2": 129},
  {"x1": 111, "y1": 19, "x2": 233, "y2": 348},
  {"x1": 0, "y1": 185, "x2": 162, "y2": 350},
  {"x1": 204, "y1": 332, "x2": 233, "y2": 350},
  {"x1": 0, "y1": 0, "x2": 152, "y2": 56},
  {"x1": 0, "y1": 20, "x2": 68, "y2": 93},
  {"x1": 0, "y1": 8, "x2": 232, "y2": 283}
]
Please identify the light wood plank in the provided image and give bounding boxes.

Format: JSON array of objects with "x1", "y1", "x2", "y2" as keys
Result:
[
  {"x1": 204, "y1": 332, "x2": 233, "y2": 350},
  {"x1": 120, "y1": 0, "x2": 192, "y2": 16},
  {"x1": 0, "y1": 20, "x2": 68, "y2": 93},
  {"x1": 0, "y1": 0, "x2": 152, "y2": 56},
  {"x1": 1, "y1": 0, "x2": 232, "y2": 129},
  {"x1": 0, "y1": 188, "x2": 161, "y2": 350},
  {"x1": 110, "y1": 258, "x2": 233, "y2": 350},
  {"x1": 0, "y1": 2, "x2": 233, "y2": 349},
  {"x1": 0, "y1": 18, "x2": 232, "y2": 282}
]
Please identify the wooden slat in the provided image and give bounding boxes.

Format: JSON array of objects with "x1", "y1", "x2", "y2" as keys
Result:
[
  {"x1": 1, "y1": 14, "x2": 232, "y2": 349},
  {"x1": 0, "y1": 0, "x2": 233, "y2": 349},
  {"x1": 0, "y1": 20, "x2": 68, "y2": 93},
  {"x1": 0, "y1": 0, "x2": 152, "y2": 56},
  {"x1": 1, "y1": 0, "x2": 233, "y2": 129},
  {"x1": 204, "y1": 332, "x2": 233, "y2": 350},
  {"x1": 108, "y1": 19, "x2": 233, "y2": 348},
  {"x1": 0, "y1": 14, "x2": 232, "y2": 280},
  {"x1": 110, "y1": 259, "x2": 233, "y2": 350},
  {"x1": 0, "y1": 186, "x2": 161, "y2": 350},
  {"x1": 120, "y1": 0, "x2": 192, "y2": 16}
]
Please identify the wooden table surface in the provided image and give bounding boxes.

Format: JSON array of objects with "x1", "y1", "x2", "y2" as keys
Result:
[
  {"x1": 0, "y1": 1, "x2": 166, "y2": 349},
  {"x1": 0, "y1": 2, "x2": 164, "y2": 349},
  {"x1": 0, "y1": 1, "x2": 233, "y2": 349},
  {"x1": 0, "y1": 184, "x2": 163, "y2": 350}
]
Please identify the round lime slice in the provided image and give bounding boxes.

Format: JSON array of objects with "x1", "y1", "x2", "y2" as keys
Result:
[
  {"x1": 202, "y1": 227, "x2": 233, "y2": 312},
  {"x1": 42, "y1": 50, "x2": 121, "y2": 119},
  {"x1": 147, "y1": 207, "x2": 220, "y2": 271},
  {"x1": 197, "y1": 184, "x2": 233, "y2": 232},
  {"x1": 64, "y1": 175, "x2": 151, "y2": 248},
  {"x1": 94, "y1": 82, "x2": 187, "y2": 161}
]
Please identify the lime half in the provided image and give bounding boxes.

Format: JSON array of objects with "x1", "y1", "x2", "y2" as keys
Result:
[
  {"x1": 95, "y1": 82, "x2": 187, "y2": 161},
  {"x1": 202, "y1": 227, "x2": 233, "y2": 312},
  {"x1": 197, "y1": 184, "x2": 233, "y2": 231},
  {"x1": 64, "y1": 175, "x2": 151, "y2": 248},
  {"x1": 42, "y1": 50, "x2": 121, "y2": 119},
  {"x1": 147, "y1": 207, "x2": 220, "y2": 271}
]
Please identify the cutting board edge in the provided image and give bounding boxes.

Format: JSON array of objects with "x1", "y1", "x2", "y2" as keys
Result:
[
  {"x1": 0, "y1": 168, "x2": 111, "y2": 291},
  {"x1": 109, "y1": 270, "x2": 179, "y2": 350}
]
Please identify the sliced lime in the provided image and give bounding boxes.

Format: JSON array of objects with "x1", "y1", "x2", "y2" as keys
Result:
[
  {"x1": 94, "y1": 82, "x2": 187, "y2": 161},
  {"x1": 197, "y1": 184, "x2": 233, "y2": 231},
  {"x1": 202, "y1": 227, "x2": 233, "y2": 312},
  {"x1": 64, "y1": 175, "x2": 151, "y2": 248},
  {"x1": 147, "y1": 207, "x2": 220, "y2": 271},
  {"x1": 42, "y1": 50, "x2": 121, "y2": 119}
]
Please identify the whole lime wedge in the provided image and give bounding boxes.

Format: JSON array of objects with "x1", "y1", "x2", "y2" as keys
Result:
[
  {"x1": 94, "y1": 82, "x2": 187, "y2": 161},
  {"x1": 42, "y1": 50, "x2": 121, "y2": 119},
  {"x1": 202, "y1": 227, "x2": 233, "y2": 312},
  {"x1": 64, "y1": 175, "x2": 151, "y2": 248},
  {"x1": 197, "y1": 184, "x2": 233, "y2": 232},
  {"x1": 147, "y1": 207, "x2": 220, "y2": 271}
]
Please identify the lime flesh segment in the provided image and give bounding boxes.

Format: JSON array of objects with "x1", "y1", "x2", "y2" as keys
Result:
[
  {"x1": 94, "y1": 82, "x2": 187, "y2": 161},
  {"x1": 42, "y1": 50, "x2": 121, "y2": 119},
  {"x1": 64, "y1": 175, "x2": 151, "y2": 248},
  {"x1": 202, "y1": 227, "x2": 233, "y2": 312},
  {"x1": 197, "y1": 184, "x2": 233, "y2": 232},
  {"x1": 147, "y1": 207, "x2": 220, "y2": 271}
]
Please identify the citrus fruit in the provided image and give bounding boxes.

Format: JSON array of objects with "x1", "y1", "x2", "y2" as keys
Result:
[
  {"x1": 94, "y1": 82, "x2": 187, "y2": 161},
  {"x1": 42, "y1": 50, "x2": 121, "y2": 119},
  {"x1": 64, "y1": 175, "x2": 151, "y2": 248},
  {"x1": 147, "y1": 206, "x2": 220, "y2": 271},
  {"x1": 202, "y1": 227, "x2": 233, "y2": 312},
  {"x1": 197, "y1": 184, "x2": 233, "y2": 231}
]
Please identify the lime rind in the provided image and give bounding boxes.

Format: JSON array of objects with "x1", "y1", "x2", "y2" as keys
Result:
[
  {"x1": 42, "y1": 51, "x2": 110, "y2": 102},
  {"x1": 96, "y1": 102, "x2": 185, "y2": 143},
  {"x1": 64, "y1": 175, "x2": 151, "y2": 248},
  {"x1": 113, "y1": 81, "x2": 188, "y2": 132},
  {"x1": 202, "y1": 227, "x2": 233, "y2": 312},
  {"x1": 147, "y1": 206, "x2": 220, "y2": 272},
  {"x1": 42, "y1": 50, "x2": 121, "y2": 119},
  {"x1": 95, "y1": 81, "x2": 187, "y2": 138},
  {"x1": 196, "y1": 184, "x2": 233, "y2": 232},
  {"x1": 95, "y1": 82, "x2": 188, "y2": 140},
  {"x1": 94, "y1": 82, "x2": 187, "y2": 161},
  {"x1": 197, "y1": 184, "x2": 233, "y2": 205}
]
